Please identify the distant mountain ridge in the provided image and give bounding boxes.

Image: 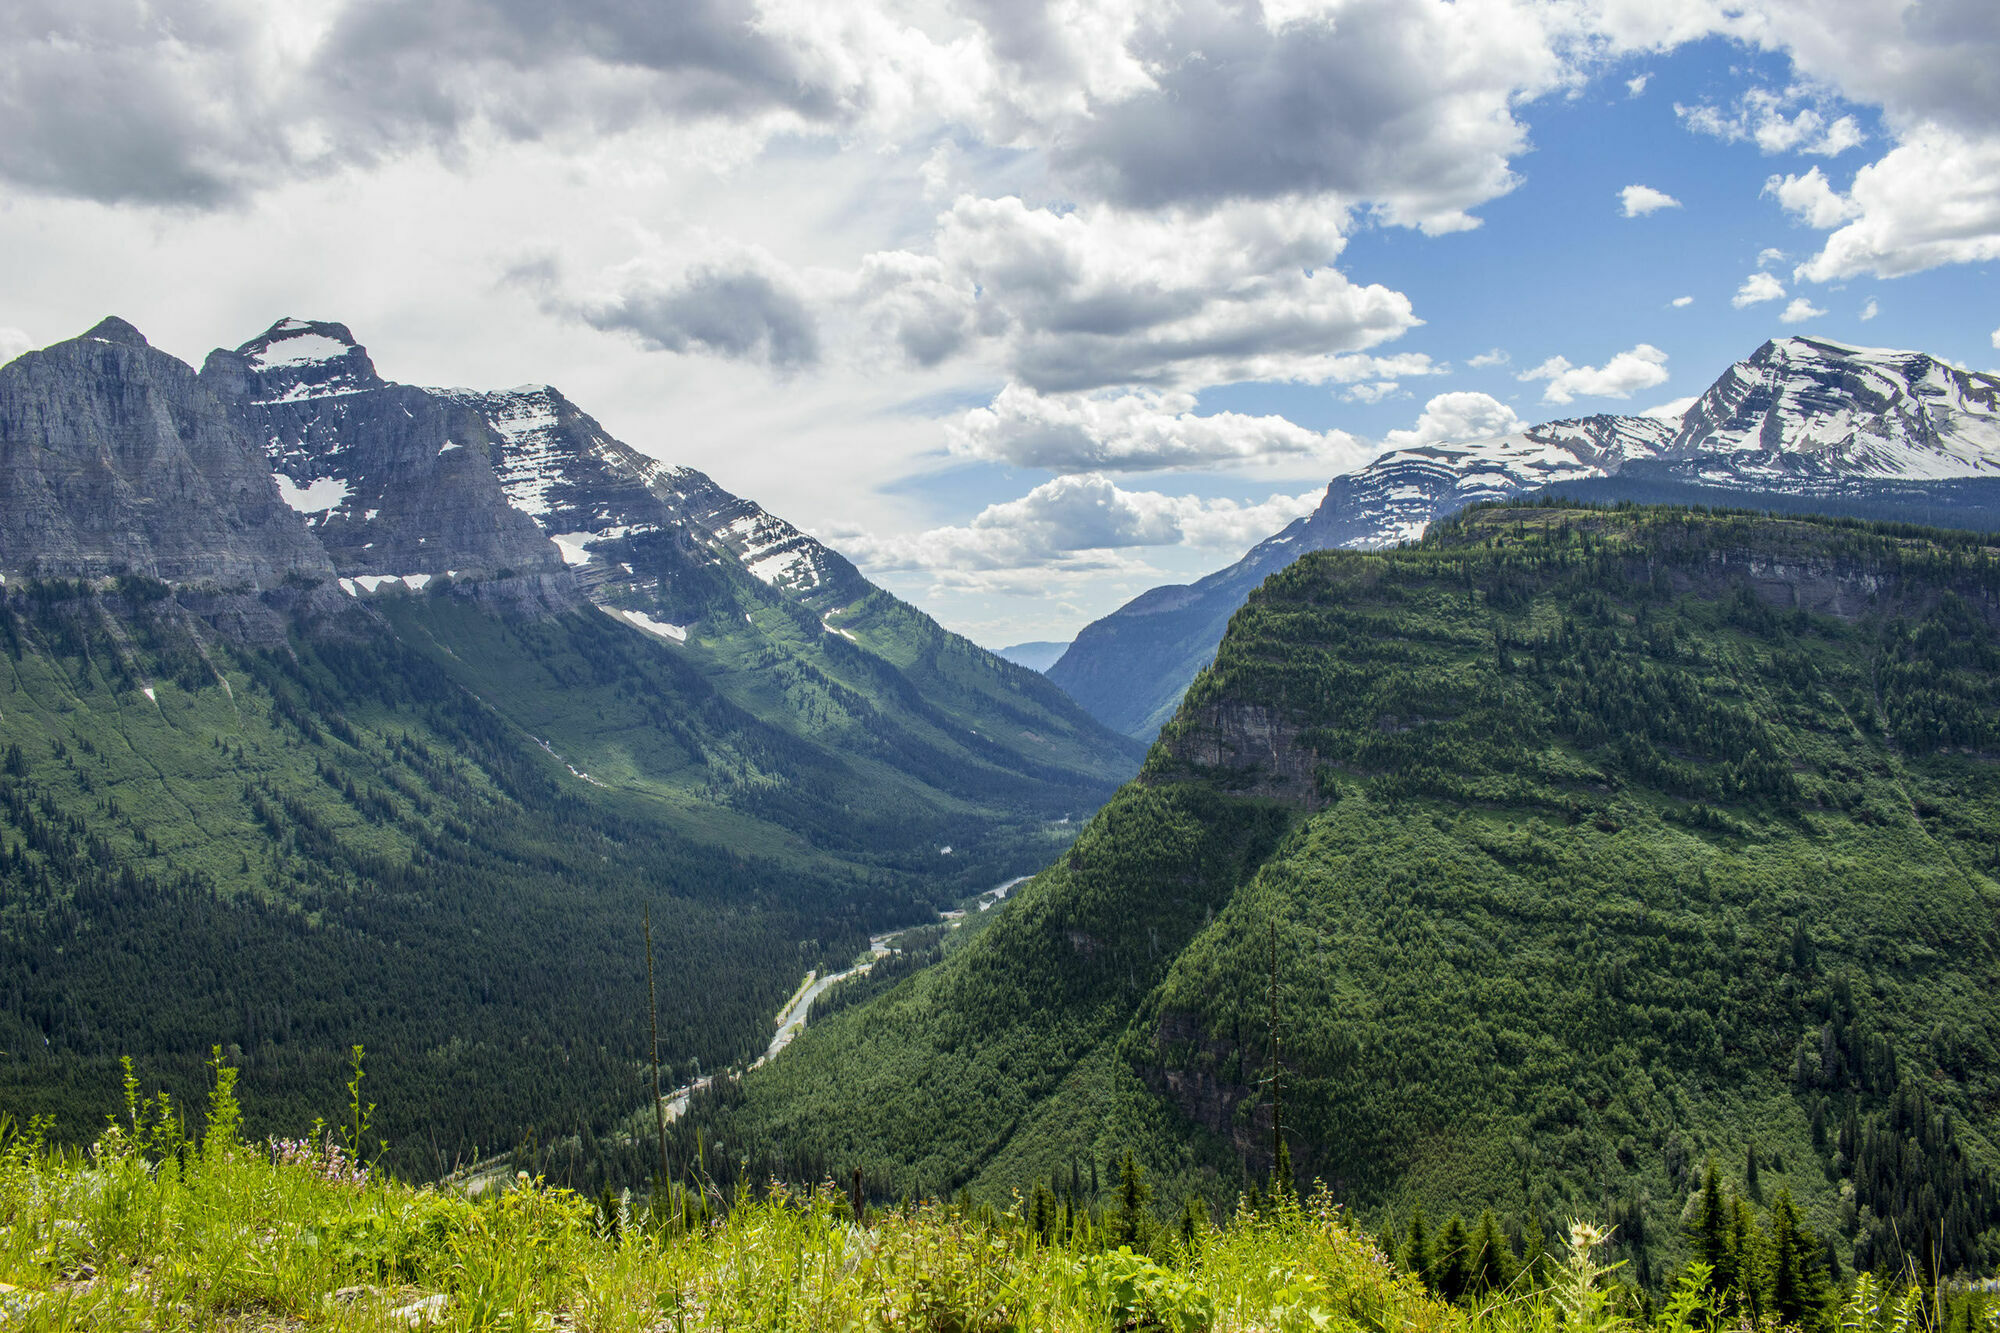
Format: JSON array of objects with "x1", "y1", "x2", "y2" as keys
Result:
[
  {"x1": 1050, "y1": 336, "x2": 2000, "y2": 737},
  {"x1": 995, "y1": 641, "x2": 1070, "y2": 673}
]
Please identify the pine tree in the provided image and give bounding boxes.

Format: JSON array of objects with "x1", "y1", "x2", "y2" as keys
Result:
[
  {"x1": 1401, "y1": 1206, "x2": 1435, "y2": 1291},
  {"x1": 1687, "y1": 1157, "x2": 1732, "y2": 1300},
  {"x1": 1470, "y1": 1210, "x2": 1517, "y2": 1295},
  {"x1": 1435, "y1": 1214, "x2": 1473, "y2": 1303},
  {"x1": 1112, "y1": 1149, "x2": 1152, "y2": 1247},
  {"x1": 1728, "y1": 1193, "x2": 1764, "y2": 1326},
  {"x1": 1745, "y1": 1143, "x2": 1763, "y2": 1203},
  {"x1": 1767, "y1": 1188, "x2": 1831, "y2": 1333},
  {"x1": 1029, "y1": 1180, "x2": 1058, "y2": 1242},
  {"x1": 1178, "y1": 1193, "x2": 1207, "y2": 1251}
]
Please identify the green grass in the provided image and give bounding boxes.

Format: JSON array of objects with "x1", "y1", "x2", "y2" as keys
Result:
[{"x1": 3, "y1": 1087, "x2": 1989, "y2": 1333}]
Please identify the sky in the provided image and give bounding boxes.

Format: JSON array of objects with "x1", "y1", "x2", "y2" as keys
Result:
[{"x1": 2, "y1": 0, "x2": 1997, "y2": 649}]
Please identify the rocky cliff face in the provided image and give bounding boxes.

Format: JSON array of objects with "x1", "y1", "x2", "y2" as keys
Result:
[
  {"x1": 202, "y1": 321, "x2": 574, "y2": 602},
  {"x1": 0, "y1": 318, "x2": 337, "y2": 589},
  {"x1": 431, "y1": 380, "x2": 870, "y2": 624},
  {"x1": 1152, "y1": 700, "x2": 1323, "y2": 807}
]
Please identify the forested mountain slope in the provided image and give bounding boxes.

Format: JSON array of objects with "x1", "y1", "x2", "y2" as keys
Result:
[
  {"x1": 0, "y1": 319, "x2": 1139, "y2": 1172},
  {"x1": 1051, "y1": 338, "x2": 2000, "y2": 740},
  {"x1": 689, "y1": 503, "x2": 2000, "y2": 1284}
]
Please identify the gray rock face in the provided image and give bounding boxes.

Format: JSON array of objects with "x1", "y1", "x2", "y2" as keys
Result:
[
  {"x1": 1152, "y1": 699, "x2": 1322, "y2": 807},
  {"x1": 434, "y1": 380, "x2": 871, "y2": 623},
  {"x1": 0, "y1": 318, "x2": 336, "y2": 588},
  {"x1": 201, "y1": 321, "x2": 572, "y2": 591}
]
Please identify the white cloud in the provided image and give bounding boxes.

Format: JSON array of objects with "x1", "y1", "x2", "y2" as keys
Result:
[
  {"x1": 1733, "y1": 271, "x2": 1787, "y2": 307},
  {"x1": 1756, "y1": 247, "x2": 1787, "y2": 268},
  {"x1": 1677, "y1": 88, "x2": 1865, "y2": 157},
  {"x1": 1345, "y1": 381, "x2": 1404, "y2": 404},
  {"x1": 0, "y1": 327, "x2": 31, "y2": 364},
  {"x1": 1671, "y1": 295, "x2": 1694, "y2": 307},
  {"x1": 1860, "y1": 298, "x2": 1879, "y2": 321},
  {"x1": 1381, "y1": 392, "x2": 1525, "y2": 449},
  {"x1": 944, "y1": 383, "x2": 1370, "y2": 474},
  {"x1": 1620, "y1": 184, "x2": 1681, "y2": 217},
  {"x1": 843, "y1": 473, "x2": 1324, "y2": 574},
  {"x1": 1784, "y1": 127, "x2": 2000, "y2": 281},
  {"x1": 861, "y1": 195, "x2": 1425, "y2": 393},
  {"x1": 1991, "y1": 327, "x2": 2000, "y2": 351},
  {"x1": 1779, "y1": 297, "x2": 1826, "y2": 322},
  {"x1": 1626, "y1": 74, "x2": 1651, "y2": 98},
  {"x1": 1764, "y1": 166, "x2": 1862, "y2": 229},
  {"x1": 1467, "y1": 348, "x2": 1510, "y2": 368},
  {"x1": 1042, "y1": 0, "x2": 1577, "y2": 235},
  {"x1": 1518, "y1": 344, "x2": 1670, "y2": 404},
  {"x1": 1641, "y1": 395, "x2": 1698, "y2": 421}
]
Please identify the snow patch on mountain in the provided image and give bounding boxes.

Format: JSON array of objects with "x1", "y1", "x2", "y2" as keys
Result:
[
  {"x1": 549, "y1": 533, "x2": 595, "y2": 566},
  {"x1": 476, "y1": 389, "x2": 567, "y2": 517},
  {"x1": 618, "y1": 608, "x2": 689, "y2": 642},
  {"x1": 274, "y1": 473, "x2": 350, "y2": 515},
  {"x1": 247, "y1": 332, "x2": 352, "y2": 369}
]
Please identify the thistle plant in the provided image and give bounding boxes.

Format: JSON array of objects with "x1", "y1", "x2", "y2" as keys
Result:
[{"x1": 1554, "y1": 1219, "x2": 1628, "y2": 1333}]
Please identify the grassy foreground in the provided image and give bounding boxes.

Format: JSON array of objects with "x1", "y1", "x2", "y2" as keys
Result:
[{"x1": 0, "y1": 1077, "x2": 1989, "y2": 1333}]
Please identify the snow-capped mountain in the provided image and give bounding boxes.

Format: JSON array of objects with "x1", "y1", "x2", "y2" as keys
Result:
[
  {"x1": 1050, "y1": 336, "x2": 2000, "y2": 738},
  {"x1": 201, "y1": 318, "x2": 870, "y2": 623},
  {"x1": 1661, "y1": 336, "x2": 2000, "y2": 485}
]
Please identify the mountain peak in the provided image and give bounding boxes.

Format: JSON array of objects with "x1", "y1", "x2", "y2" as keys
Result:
[
  {"x1": 236, "y1": 317, "x2": 369, "y2": 370},
  {"x1": 210, "y1": 317, "x2": 383, "y2": 404},
  {"x1": 81, "y1": 316, "x2": 149, "y2": 348}
]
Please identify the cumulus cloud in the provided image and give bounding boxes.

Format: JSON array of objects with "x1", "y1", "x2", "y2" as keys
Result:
[
  {"x1": 1764, "y1": 166, "x2": 1861, "y2": 229},
  {"x1": 1671, "y1": 295, "x2": 1695, "y2": 307},
  {"x1": 1860, "y1": 298, "x2": 1879, "y2": 321},
  {"x1": 1468, "y1": 348, "x2": 1510, "y2": 368},
  {"x1": 1991, "y1": 327, "x2": 2000, "y2": 351},
  {"x1": 1641, "y1": 395, "x2": 1699, "y2": 421},
  {"x1": 1676, "y1": 87, "x2": 1865, "y2": 157},
  {"x1": 861, "y1": 196, "x2": 1424, "y2": 393},
  {"x1": 530, "y1": 248, "x2": 820, "y2": 369},
  {"x1": 1733, "y1": 271, "x2": 1788, "y2": 307},
  {"x1": 1518, "y1": 344, "x2": 1670, "y2": 404},
  {"x1": 1626, "y1": 74, "x2": 1651, "y2": 98},
  {"x1": 1782, "y1": 128, "x2": 2000, "y2": 280},
  {"x1": 844, "y1": 474, "x2": 1323, "y2": 574},
  {"x1": 943, "y1": 384, "x2": 1369, "y2": 474},
  {"x1": 1345, "y1": 381, "x2": 1404, "y2": 403},
  {"x1": 1381, "y1": 392, "x2": 1525, "y2": 449},
  {"x1": 0, "y1": 0, "x2": 862, "y2": 207},
  {"x1": 1620, "y1": 184, "x2": 1681, "y2": 217},
  {"x1": 1047, "y1": 0, "x2": 1571, "y2": 234},
  {"x1": 0, "y1": 327, "x2": 31, "y2": 365},
  {"x1": 1780, "y1": 297, "x2": 1827, "y2": 322}
]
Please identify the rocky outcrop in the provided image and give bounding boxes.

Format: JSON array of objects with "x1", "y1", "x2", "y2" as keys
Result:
[
  {"x1": 0, "y1": 318, "x2": 338, "y2": 590},
  {"x1": 1153, "y1": 700, "x2": 1323, "y2": 807}
]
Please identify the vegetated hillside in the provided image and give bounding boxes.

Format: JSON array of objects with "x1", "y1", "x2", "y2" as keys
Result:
[
  {"x1": 685, "y1": 503, "x2": 2000, "y2": 1285},
  {"x1": 0, "y1": 320, "x2": 1140, "y2": 1173},
  {"x1": 1050, "y1": 337, "x2": 2000, "y2": 742}
]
